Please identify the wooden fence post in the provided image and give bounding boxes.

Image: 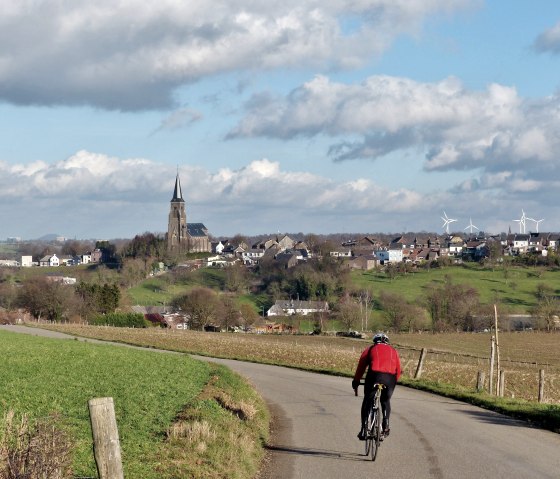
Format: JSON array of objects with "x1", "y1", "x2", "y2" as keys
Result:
[
  {"x1": 476, "y1": 371, "x2": 485, "y2": 392},
  {"x1": 414, "y1": 348, "x2": 427, "y2": 379},
  {"x1": 489, "y1": 336, "x2": 495, "y2": 395},
  {"x1": 88, "y1": 397, "x2": 124, "y2": 479},
  {"x1": 538, "y1": 369, "x2": 545, "y2": 403},
  {"x1": 494, "y1": 305, "x2": 501, "y2": 396},
  {"x1": 498, "y1": 370, "x2": 505, "y2": 397}
]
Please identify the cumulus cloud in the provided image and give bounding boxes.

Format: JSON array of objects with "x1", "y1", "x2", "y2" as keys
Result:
[
  {"x1": 0, "y1": 0, "x2": 472, "y2": 110},
  {"x1": 229, "y1": 74, "x2": 560, "y2": 190},
  {"x1": 2, "y1": 149, "x2": 558, "y2": 237},
  {"x1": 534, "y1": 21, "x2": 560, "y2": 54},
  {"x1": 0, "y1": 150, "x2": 446, "y2": 237}
]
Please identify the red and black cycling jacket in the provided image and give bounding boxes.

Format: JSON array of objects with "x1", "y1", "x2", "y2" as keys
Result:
[{"x1": 353, "y1": 343, "x2": 402, "y2": 382}]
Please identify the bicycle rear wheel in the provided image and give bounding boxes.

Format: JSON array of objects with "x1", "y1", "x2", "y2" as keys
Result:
[
  {"x1": 370, "y1": 393, "x2": 383, "y2": 461},
  {"x1": 364, "y1": 407, "x2": 374, "y2": 456}
]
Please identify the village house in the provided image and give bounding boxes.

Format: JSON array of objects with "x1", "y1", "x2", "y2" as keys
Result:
[
  {"x1": 330, "y1": 246, "x2": 353, "y2": 258},
  {"x1": 374, "y1": 245, "x2": 404, "y2": 264},
  {"x1": 241, "y1": 248, "x2": 265, "y2": 265},
  {"x1": 267, "y1": 299, "x2": 329, "y2": 317},
  {"x1": 39, "y1": 254, "x2": 59, "y2": 267},
  {"x1": 346, "y1": 255, "x2": 379, "y2": 270},
  {"x1": 21, "y1": 256, "x2": 33, "y2": 267}
]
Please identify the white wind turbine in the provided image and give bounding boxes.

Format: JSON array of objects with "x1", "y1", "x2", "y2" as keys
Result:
[
  {"x1": 464, "y1": 218, "x2": 480, "y2": 235},
  {"x1": 441, "y1": 211, "x2": 458, "y2": 235},
  {"x1": 527, "y1": 217, "x2": 544, "y2": 233},
  {"x1": 513, "y1": 209, "x2": 527, "y2": 234}
]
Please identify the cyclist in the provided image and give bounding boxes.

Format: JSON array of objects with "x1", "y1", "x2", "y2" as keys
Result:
[{"x1": 352, "y1": 332, "x2": 401, "y2": 440}]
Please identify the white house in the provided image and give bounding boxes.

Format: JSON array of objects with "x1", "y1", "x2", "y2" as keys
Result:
[
  {"x1": 39, "y1": 254, "x2": 59, "y2": 267},
  {"x1": 267, "y1": 300, "x2": 329, "y2": 317},
  {"x1": 241, "y1": 249, "x2": 265, "y2": 265},
  {"x1": 0, "y1": 260, "x2": 19, "y2": 267},
  {"x1": 21, "y1": 256, "x2": 33, "y2": 267},
  {"x1": 330, "y1": 247, "x2": 353, "y2": 258},
  {"x1": 512, "y1": 234, "x2": 529, "y2": 254},
  {"x1": 374, "y1": 247, "x2": 403, "y2": 264}
]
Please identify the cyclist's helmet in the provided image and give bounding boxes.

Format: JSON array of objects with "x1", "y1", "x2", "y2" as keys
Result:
[{"x1": 373, "y1": 332, "x2": 390, "y2": 344}]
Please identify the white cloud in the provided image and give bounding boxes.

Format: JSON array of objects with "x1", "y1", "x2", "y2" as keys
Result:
[
  {"x1": 2, "y1": 149, "x2": 559, "y2": 238},
  {"x1": 0, "y1": 0, "x2": 473, "y2": 110},
  {"x1": 0, "y1": 150, "x2": 446, "y2": 237},
  {"x1": 534, "y1": 21, "x2": 560, "y2": 54},
  {"x1": 154, "y1": 108, "x2": 203, "y2": 133},
  {"x1": 230, "y1": 74, "x2": 560, "y2": 192}
]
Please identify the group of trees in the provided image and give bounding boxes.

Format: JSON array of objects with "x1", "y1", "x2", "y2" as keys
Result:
[
  {"x1": 172, "y1": 287, "x2": 259, "y2": 331},
  {"x1": 257, "y1": 255, "x2": 351, "y2": 303},
  {"x1": 0, "y1": 275, "x2": 121, "y2": 323}
]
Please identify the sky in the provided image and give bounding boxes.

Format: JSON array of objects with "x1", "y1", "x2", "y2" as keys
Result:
[{"x1": 3, "y1": 0, "x2": 560, "y2": 240}]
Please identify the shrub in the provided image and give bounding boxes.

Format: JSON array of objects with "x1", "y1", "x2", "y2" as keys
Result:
[
  {"x1": 91, "y1": 312, "x2": 148, "y2": 328},
  {"x1": 0, "y1": 410, "x2": 73, "y2": 479}
]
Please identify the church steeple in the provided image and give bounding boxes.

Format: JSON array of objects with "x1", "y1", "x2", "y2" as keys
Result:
[
  {"x1": 171, "y1": 171, "x2": 184, "y2": 202},
  {"x1": 168, "y1": 171, "x2": 187, "y2": 252}
]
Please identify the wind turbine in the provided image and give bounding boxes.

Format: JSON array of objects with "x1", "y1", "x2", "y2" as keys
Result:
[
  {"x1": 464, "y1": 218, "x2": 480, "y2": 235},
  {"x1": 527, "y1": 217, "x2": 544, "y2": 233},
  {"x1": 513, "y1": 209, "x2": 527, "y2": 234},
  {"x1": 441, "y1": 211, "x2": 457, "y2": 235}
]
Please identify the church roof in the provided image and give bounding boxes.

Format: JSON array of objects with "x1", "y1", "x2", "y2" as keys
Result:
[
  {"x1": 187, "y1": 223, "x2": 208, "y2": 237},
  {"x1": 171, "y1": 173, "x2": 184, "y2": 202}
]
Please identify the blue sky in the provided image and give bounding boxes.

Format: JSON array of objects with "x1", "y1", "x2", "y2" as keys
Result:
[{"x1": 2, "y1": 1, "x2": 560, "y2": 240}]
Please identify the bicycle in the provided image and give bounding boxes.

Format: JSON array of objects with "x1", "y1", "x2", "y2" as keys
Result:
[{"x1": 356, "y1": 382, "x2": 385, "y2": 461}]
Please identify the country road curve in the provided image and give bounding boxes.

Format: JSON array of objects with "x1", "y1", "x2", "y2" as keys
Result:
[{"x1": 2, "y1": 325, "x2": 560, "y2": 479}]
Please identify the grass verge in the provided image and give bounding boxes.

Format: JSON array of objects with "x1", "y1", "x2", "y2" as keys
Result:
[
  {"x1": 0, "y1": 330, "x2": 268, "y2": 478},
  {"x1": 400, "y1": 377, "x2": 560, "y2": 432}
]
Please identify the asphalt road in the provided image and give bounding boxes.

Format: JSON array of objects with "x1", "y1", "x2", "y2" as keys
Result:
[{"x1": 3, "y1": 325, "x2": 560, "y2": 479}]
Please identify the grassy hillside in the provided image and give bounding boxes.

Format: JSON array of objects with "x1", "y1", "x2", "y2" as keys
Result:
[
  {"x1": 126, "y1": 263, "x2": 558, "y2": 319},
  {"x1": 126, "y1": 268, "x2": 227, "y2": 305},
  {"x1": 351, "y1": 263, "x2": 559, "y2": 313},
  {"x1": 0, "y1": 330, "x2": 268, "y2": 478}
]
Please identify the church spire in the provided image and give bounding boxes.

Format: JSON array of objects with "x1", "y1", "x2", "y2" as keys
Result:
[{"x1": 171, "y1": 171, "x2": 184, "y2": 202}]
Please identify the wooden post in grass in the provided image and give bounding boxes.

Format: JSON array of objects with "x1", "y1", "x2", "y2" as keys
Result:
[
  {"x1": 88, "y1": 397, "x2": 124, "y2": 479},
  {"x1": 538, "y1": 369, "x2": 545, "y2": 403},
  {"x1": 476, "y1": 371, "x2": 485, "y2": 392},
  {"x1": 489, "y1": 336, "x2": 495, "y2": 395},
  {"x1": 498, "y1": 370, "x2": 505, "y2": 397},
  {"x1": 494, "y1": 305, "x2": 501, "y2": 396},
  {"x1": 414, "y1": 348, "x2": 427, "y2": 379}
]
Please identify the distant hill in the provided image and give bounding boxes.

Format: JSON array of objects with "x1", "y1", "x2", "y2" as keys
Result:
[{"x1": 36, "y1": 234, "x2": 63, "y2": 241}]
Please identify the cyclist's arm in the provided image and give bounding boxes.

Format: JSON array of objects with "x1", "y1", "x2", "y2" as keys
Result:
[{"x1": 353, "y1": 348, "x2": 370, "y2": 384}]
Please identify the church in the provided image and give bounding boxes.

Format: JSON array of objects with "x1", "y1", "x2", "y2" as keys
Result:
[{"x1": 167, "y1": 172, "x2": 211, "y2": 253}]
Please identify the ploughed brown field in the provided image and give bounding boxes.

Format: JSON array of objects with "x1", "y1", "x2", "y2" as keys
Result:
[{"x1": 39, "y1": 324, "x2": 560, "y2": 404}]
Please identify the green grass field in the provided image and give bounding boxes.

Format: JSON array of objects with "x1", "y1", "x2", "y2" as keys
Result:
[
  {"x1": 0, "y1": 330, "x2": 268, "y2": 478},
  {"x1": 351, "y1": 263, "x2": 560, "y2": 313},
  {"x1": 126, "y1": 268, "x2": 227, "y2": 305}
]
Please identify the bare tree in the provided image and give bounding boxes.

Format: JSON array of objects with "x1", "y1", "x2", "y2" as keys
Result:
[
  {"x1": 173, "y1": 287, "x2": 219, "y2": 330},
  {"x1": 336, "y1": 294, "x2": 361, "y2": 332},
  {"x1": 239, "y1": 303, "x2": 259, "y2": 330},
  {"x1": 17, "y1": 277, "x2": 72, "y2": 322},
  {"x1": 218, "y1": 296, "x2": 241, "y2": 331}
]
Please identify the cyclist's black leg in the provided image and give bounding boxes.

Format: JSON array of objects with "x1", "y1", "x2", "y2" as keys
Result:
[
  {"x1": 359, "y1": 375, "x2": 375, "y2": 437},
  {"x1": 370, "y1": 372, "x2": 396, "y2": 431}
]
